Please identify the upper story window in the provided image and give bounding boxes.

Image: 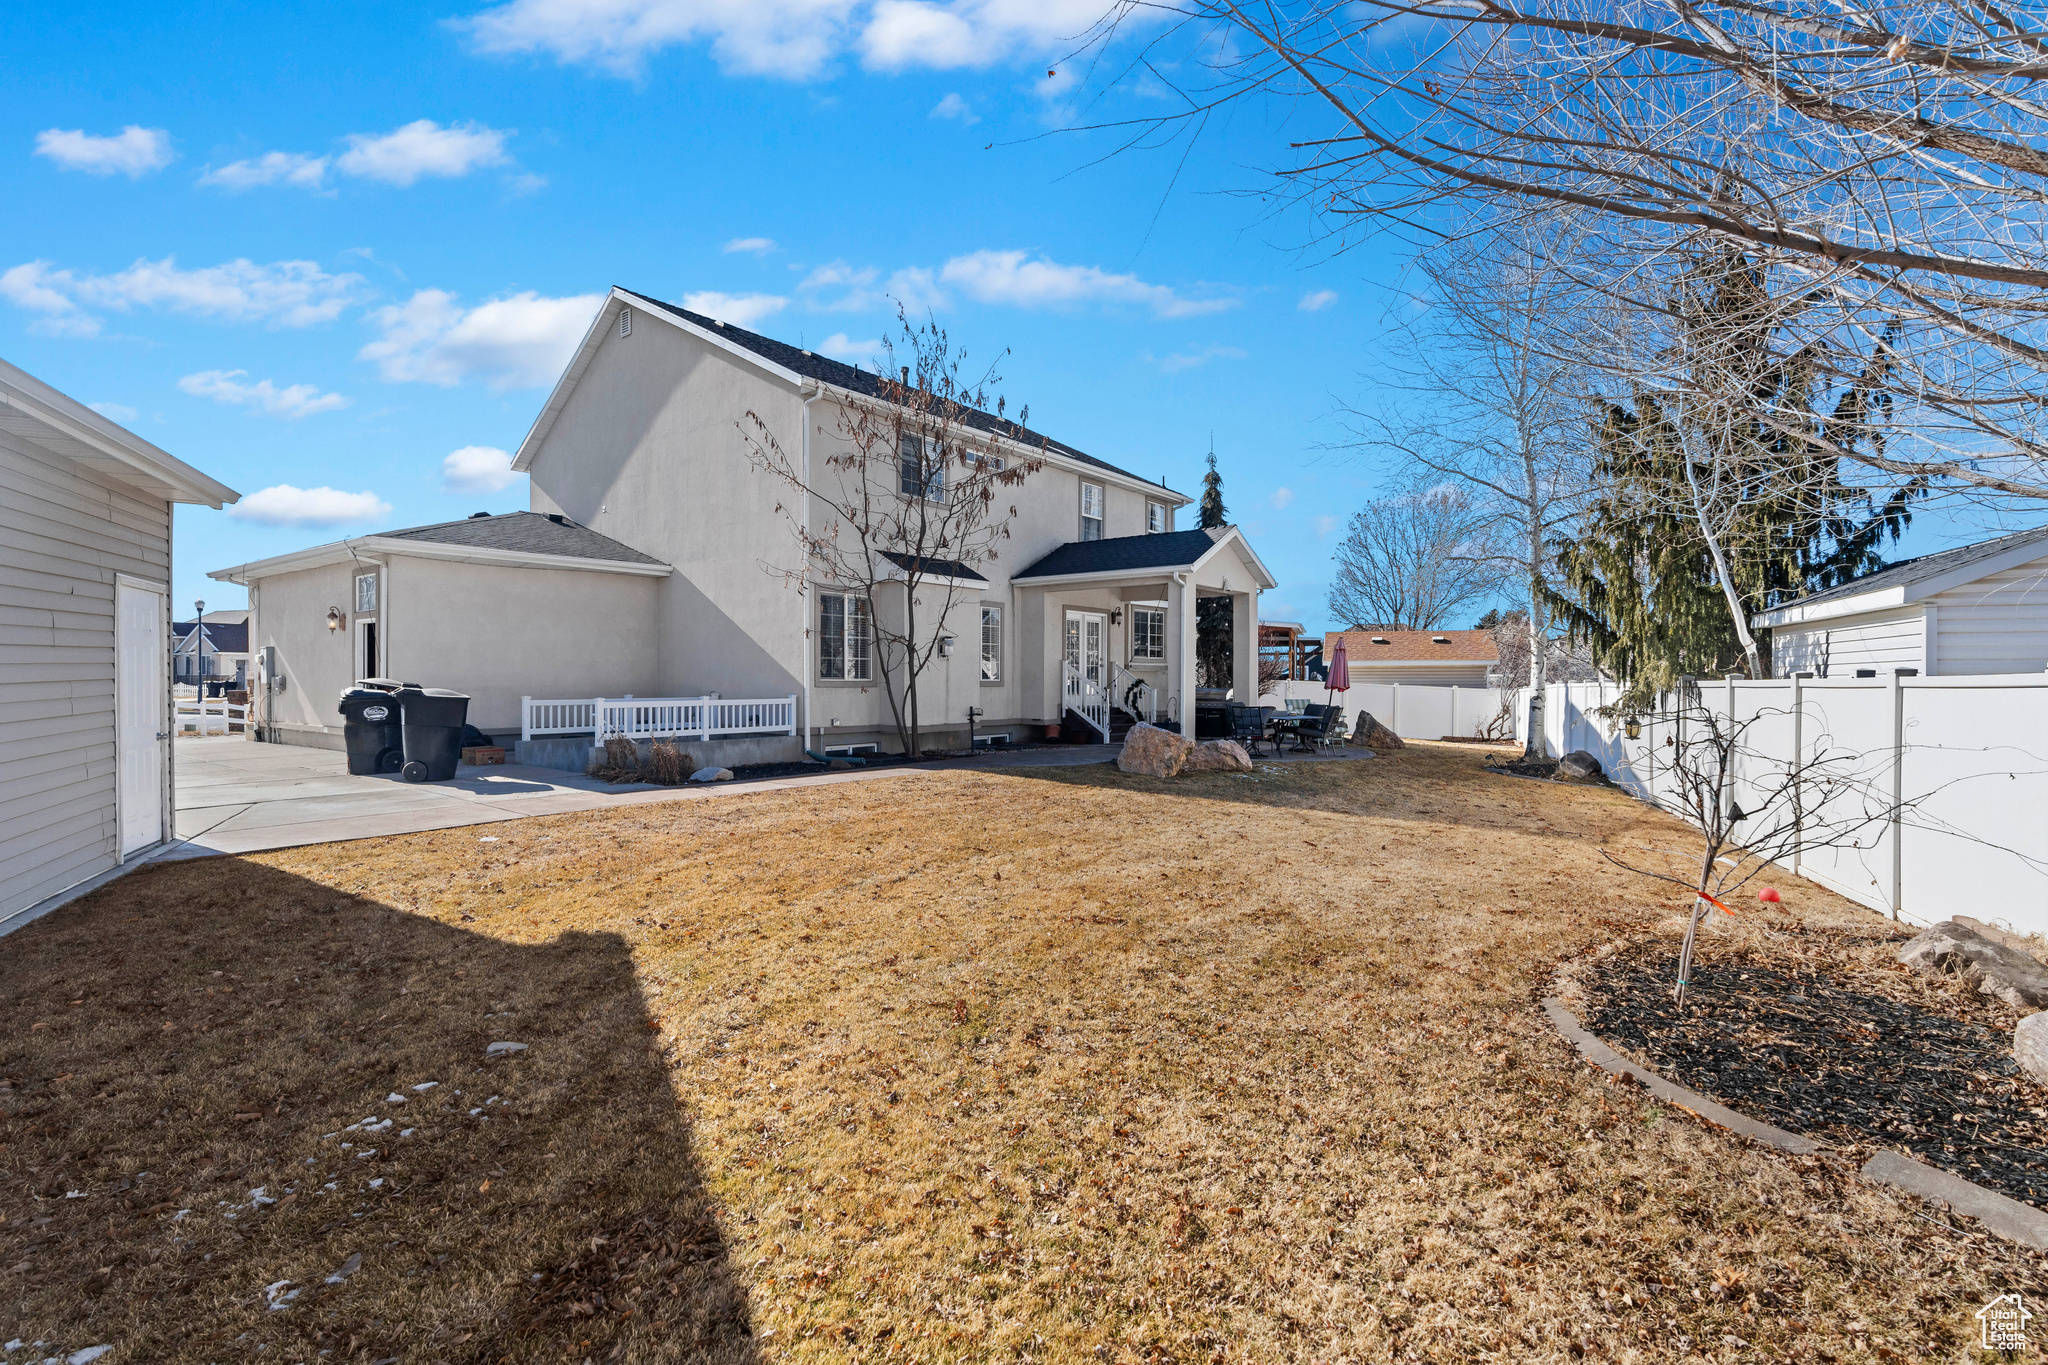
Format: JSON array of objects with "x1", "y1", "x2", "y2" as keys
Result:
[
  {"x1": 818, "y1": 592, "x2": 872, "y2": 682},
  {"x1": 1147, "y1": 501, "x2": 1167, "y2": 534},
  {"x1": 899, "y1": 434, "x2": 943, "y2": 501},
  {"x1": 355, "y1": 572, "x2": 379, "y2": 615},
  {"x1": 1080, "y1": 482, "x2": 1104, "y2": 541}
]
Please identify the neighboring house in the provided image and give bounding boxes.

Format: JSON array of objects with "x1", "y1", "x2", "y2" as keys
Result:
[
  {"x1": 212, "y1": 288, "x2": 1277, "y2": 754},
  {"x1": 1322, "y1": 629, "x2": 1499, "y2": 687},
  {"x1": 1753, "y1": 526, "x2": 2048, "y2": 677},
  {"x1": 0, "y1": 357, "x2": 239, "y2": 925},
  {"x1": 171, "y1": 617, "x2": 249, "y2": 686}
]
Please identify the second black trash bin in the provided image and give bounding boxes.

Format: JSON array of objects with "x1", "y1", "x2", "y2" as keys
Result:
[
  {"x1": 395, "y1": 686, "x2": 472, "y2": 782},
  {"x1": 338, "y1": 687, "x2": 406, "y2": 775}
]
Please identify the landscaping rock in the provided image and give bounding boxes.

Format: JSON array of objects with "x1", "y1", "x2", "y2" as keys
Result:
[
  {"x1": 829, "y1": 758, "x2": 856, "y2": 770},
  {"x1": 1352, "y1": 712, "x2": 1403, "y2": 751},
  {"x1": 1898, "y1": 920, "x2": 2048, "y2": 1009},
  {"x1": 1956, "y1": 915, "x2": 2048, "y2": 969},
  {"x1": 485, "y1": 1041, "x2": 528, "y2": 1057},
  {"x1": 1117, "y1": 723, "x2": 1193, "y2": 778},
  {"x1": 689, "y1": 766, "x2": 734, "y2": 783},
  {"x1": 1184, "y1": 739, "x2": 1253, "y2": 773},
  {"x1": 1554, "y1": 749, "x2": 1606, "y2": 783},
  {"x1": 2017, "y1": 1012, "x2": 2048, "y2": 1086}
]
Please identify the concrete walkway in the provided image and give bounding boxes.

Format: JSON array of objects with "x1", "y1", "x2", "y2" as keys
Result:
[{"x1": 164, "y1": 736, "x2": 1370, "y2": 862}]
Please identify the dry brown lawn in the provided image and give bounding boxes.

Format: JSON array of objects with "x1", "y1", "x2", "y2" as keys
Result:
[{"x1": 3, "y1": 742, "x2": 2042, "y2": 1363}]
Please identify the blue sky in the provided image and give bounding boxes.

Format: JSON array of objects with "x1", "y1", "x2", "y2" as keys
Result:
[{"x1": 0, "y1": 0, "x2": 1409, "y2": 632}]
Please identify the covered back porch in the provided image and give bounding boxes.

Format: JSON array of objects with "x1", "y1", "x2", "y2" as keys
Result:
[{"x1": 1009, "y1": 526, "x2": 1277, "y2": 741}]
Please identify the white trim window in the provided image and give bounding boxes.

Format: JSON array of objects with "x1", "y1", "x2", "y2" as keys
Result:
[
  {"x1": 980, "y1": 605, "x2": 1002, "y2": 682},
  {"x1": 899, "y1": 434, "x2": 943, "y2": 501},
  {"x1": 1146, "y1": 500, "x2": 1167, "y2": 534},
  {"x1": 819, "y1": 592, "x2": 873, "y2": 681},
  {"x1": 1131, "y1": 606, "x2": 1165, "y2": 661},
  {"x1": 355, "y1": 571, "x2": 379, "y2": 614},
  {"x1": 1081, "y1": 482, "x2": 1104, "y2": 541}
]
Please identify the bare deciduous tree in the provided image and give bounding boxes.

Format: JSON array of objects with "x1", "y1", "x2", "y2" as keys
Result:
[
  {"x1": 1098, "y1": 0, "x2": 2048, "y2": 508},
  {"x1": 1328, "y1": 487, "x2": 1502, "y2": 631},
  {"x1": 740, "y1": 314, "x2": 1046, "y2": 757}
]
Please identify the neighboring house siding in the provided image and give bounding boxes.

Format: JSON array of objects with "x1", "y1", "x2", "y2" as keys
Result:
[
  {"x1": 0, "y1": 426, "x2": 170, "y2": 918},
  {"x1": 1348, "y1": 664, "x2": 1494, "y2": 688},
  {"x1": 1929, "y1": 555, "x2": 2048, "y2": 675},
  {"x1": 1770, "y1": 607, "x2": 1925, "y2": 677}
]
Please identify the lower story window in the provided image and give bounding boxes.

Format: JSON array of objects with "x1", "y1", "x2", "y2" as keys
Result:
[
  {"x1": 980, "y1": 605, "x2": 1002, "y2": 681},
  {"x1": 1131, "y1": 607, "x2": 1165, "y2": 660},
  {"x1": 819, "y1": 592, "x2": 872, "y2": 681}
]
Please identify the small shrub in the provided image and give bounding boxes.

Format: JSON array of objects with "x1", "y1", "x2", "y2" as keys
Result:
[
  {"x1": 645, "y1": 740, "x2": 693, "y2": 785},
  {"x1": 587, "y1": 736, "x2": 645, "y2": 783}
]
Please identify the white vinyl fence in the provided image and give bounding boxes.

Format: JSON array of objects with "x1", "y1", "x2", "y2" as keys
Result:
[
  {"x1": 522, "y1": 694, "x2": 798, "y2": 743},
  {"x1": 1260, "y1": 680, "x2": 1516, "y2": 740},
  {"x1": 173, "y1": 691, "x2": 248, "y2": 736}
]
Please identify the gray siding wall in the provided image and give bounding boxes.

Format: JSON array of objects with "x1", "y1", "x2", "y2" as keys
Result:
[
  {"x1": 1770, "y1": 607, "x2": 1926, "y2": 678},
  {"x1": 1930, "y1": 554, "x2": 2048, "y2": 675},
  {"x1": 0, "y1": 427, "x2": 171, "y2": 920}
]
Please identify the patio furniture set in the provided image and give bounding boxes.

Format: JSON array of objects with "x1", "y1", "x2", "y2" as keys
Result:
[{"x1": 1228, "y1": 699, "x2": 1349, "y2": 757}]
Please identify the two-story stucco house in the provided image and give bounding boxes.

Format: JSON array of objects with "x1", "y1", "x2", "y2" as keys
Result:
[{"x1": 212, "y1": 289, "x2": 1276, "y2": 762}]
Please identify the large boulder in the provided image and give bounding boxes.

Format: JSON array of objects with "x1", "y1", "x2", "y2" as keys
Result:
[
  {"x1": 1554, "y1": 749, "x2": 1606, "y2": 784},
  {"x1": 1899, "y1": 920, "x2": 2048, "y2": 1009},
  {"x1": 1352, "y1": 712, "x2": 1404, "y2": 751},
  {"x1": 2018, "y1": 1012, "x2": 2048, "y2": 1086},
  {"x1": 1118, "y1": 723, "x2": 1194, "y2": 778},
  {"x1": 1184, "y1": 739, "x2": 1253, "y2": 773}
]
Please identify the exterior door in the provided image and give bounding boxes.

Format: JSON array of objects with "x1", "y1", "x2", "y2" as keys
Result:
[
  {"x1": 1063, "y1": 610, "x2": 1106, "y2": 685},
  {"x1": 116, "y1": 580, "x2": 166, "y2": 855}
]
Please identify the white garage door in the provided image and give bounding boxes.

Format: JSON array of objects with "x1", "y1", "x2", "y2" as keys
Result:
[{"x1": 116, "y1": 580, "x2": 165, "y2": 855}]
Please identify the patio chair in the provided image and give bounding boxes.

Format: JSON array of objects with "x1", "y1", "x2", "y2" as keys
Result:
[
  {"x1": 1228, "y1": 703, "x2": 1273, "y2": 757},
  {"x1": 1293, "y1": 704, "x2": 1338, "y2": 752}
]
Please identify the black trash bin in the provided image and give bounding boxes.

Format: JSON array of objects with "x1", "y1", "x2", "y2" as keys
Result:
[
  {"x1": 338, "y1": 687, "x2": 406, "y2": 775},
  {"x1": 395, "y1": 686, "x2": 471, "y2": 782}
]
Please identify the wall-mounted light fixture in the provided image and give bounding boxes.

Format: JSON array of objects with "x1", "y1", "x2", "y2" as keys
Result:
[
  {"x1": 1624, "y1": 716, "x2": 1641, "y2": 740},
  {"x1": 938, "y1": 634, "x2": 956, "y2": 658},
  {"x1": 326, "y1": 607, "x2": 345, "y2": 633},
  {"x1": 1109, "y1": 609, "x2": 1122, "y2": 625}
]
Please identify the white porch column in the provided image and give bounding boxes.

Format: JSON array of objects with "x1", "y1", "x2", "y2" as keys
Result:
[
  {"x1": 1168, "y1": 574, "x2": 1196, "y2": 736},
  {"x1": 1232, "y1": 591, "x2": 1258, "y2": 702}
]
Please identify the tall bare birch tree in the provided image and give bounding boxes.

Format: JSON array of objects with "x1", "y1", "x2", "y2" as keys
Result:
[
  {"x1": 740, "y1": 315, "x2": 1046, "y2": 757},
  {"x1": 1097, "y1": 0, "x2": 2048, "y2": 508}
]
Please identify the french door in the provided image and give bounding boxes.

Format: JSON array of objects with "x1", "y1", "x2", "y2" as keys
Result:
[{"x1": 1063, "y1": 610, "x2": 1106, "y2": 686}]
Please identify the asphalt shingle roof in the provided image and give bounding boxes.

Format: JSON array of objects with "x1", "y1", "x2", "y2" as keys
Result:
[
  {"x1": 1324, "y1": 628, "x2": 1497, "y2": 663},
  {"x1": 379, "y1": 511, "x2": 666, "y2": 566},
  {"x1": 881, "y1": 551, "x2": 987, "y2": 582},
  {"x1": 173, "y1": 621, "x2": 249, "y2": 652},
  {"x1": 618, "y1": 289, "x2": 1183, "y2": 497},
  {"x1": 1013, "y1": 527, "x2": 1226, "y2": 580},
  {"x1": 1776, "y1": 525, "x2": 2048, "y2": 611}
]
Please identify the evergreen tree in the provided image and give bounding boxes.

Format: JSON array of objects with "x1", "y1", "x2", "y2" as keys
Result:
[{"x1": 1198, "y1": 453, "x2": 1228, "y2": 529}]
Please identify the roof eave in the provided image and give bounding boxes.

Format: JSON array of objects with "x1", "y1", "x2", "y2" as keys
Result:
[
  {"x1": 1190, "y1": 526, "x2": 1280, "y2": 591},
  {"x1": 1751, "y1": 585, "x2": 1910, "y2": 629},
  {"x1": 0, "y1": 360, "x2": 240, "y2": 507},
  {"x1": 211, "y1": 535, "x2": 672, "y2": 584}
]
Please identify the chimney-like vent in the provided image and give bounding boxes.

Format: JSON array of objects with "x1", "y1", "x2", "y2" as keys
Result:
[{"x1": 618, "y1": 307, "x2": 631, "y2": 338}]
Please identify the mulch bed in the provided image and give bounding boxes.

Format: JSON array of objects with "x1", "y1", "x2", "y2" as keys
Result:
[
  {"x1": 1583, "y1": 937, "x2": 2048, "y2": 1208},
  {"x1": 1487, "y1": 757, "x2": 1559, "y2": 779}
]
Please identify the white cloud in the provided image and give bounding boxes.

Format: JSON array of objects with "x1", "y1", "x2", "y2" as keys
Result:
[
  {"x1": 360, "y1": 288, "x2": 602, "y2": 388},
  {"x1": 200, "y1": 151, "x2": 330, "y2": 191},
  {"x1": 1272, "y1": 486, "x2": 1294, "y2": 509},
  {"x1": 227, "y1": 484, "x2": 391, "y2": 528},
  {"x1": 1142, "y1": 343, "x2": 1248, "y2": 374},
  {"x1": 0, "y1": 256, "x2": 366, "y2": 334},
  {"x1": 89, "y1": 401, "x2": 139, "y2": 423},
  {"x1": 34, "y1": 126, "x2": 174, "y2": 177},
  {"x1": 442, "y1": 444, "x2": 524, "y2": 493},
  {"x1": 682, "y1": 290, "x2": 787, "y2": 328},
  {"x1": 1298, "y1": 288, "x2": 1339, "y2": 312},
  {"x1": 335, "y1": 120, "x2": 512, "y2": 186},
  {"x1": 725, "y1": 236, "x2": 776, "y2": 254},
  {"x1": 930, "y1": 92, "x2": 979, "y2": 123},
  {"x1": 859, "y1": 0, "x2": 1115, "y2": 70},
  {"x1": 819, "y1": 332, "x2": 882, "y2": 362},
  {"x1": 941, "y1": 250, "x2": 1232, "y2": 318},
  {"x1": 459, "y1": 0, "x2": 855, "y2": 79},
  {"x1": 179, "y1": 369, "x2": 350, "y2": 419},
  {"x1": 1315, "y1": 514, "x2": 1338, "y2": 537}
]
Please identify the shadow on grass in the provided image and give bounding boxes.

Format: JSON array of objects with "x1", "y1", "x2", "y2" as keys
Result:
[{"x1": 0, "y1": 858, "x2": 754, "y2": 1364}]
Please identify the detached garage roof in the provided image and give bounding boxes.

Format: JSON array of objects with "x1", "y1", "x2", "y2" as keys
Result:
[
  {"x1": 1326, "y1": 628, "x2": 1498, "y2": 664},
  {"x1": 211, "y1": 511, "x2": 670, "y2": 584},
  {"x1": 0, "y1": 356, "x2": 238, "y2": 508},
  {"x1": 1752, "y1": 525, "x2": 2048, "y2": 628}
]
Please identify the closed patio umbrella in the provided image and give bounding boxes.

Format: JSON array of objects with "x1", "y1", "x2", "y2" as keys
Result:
[{"x1": 1323, "y1": 638, "x2": 1350, "y2": 703}]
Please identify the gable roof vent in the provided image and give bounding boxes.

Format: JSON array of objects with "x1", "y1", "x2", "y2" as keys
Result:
[
  {"x1": 618, "y1": 307, "x2": 631, "y2": 338},
  {"x1": 545, "y1": 513, "x2": 569, "y2": 526}
]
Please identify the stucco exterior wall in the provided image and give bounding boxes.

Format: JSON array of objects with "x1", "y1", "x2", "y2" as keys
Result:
[{"x1": 248, "y1": 553, "x2": 659, "y2": 746}]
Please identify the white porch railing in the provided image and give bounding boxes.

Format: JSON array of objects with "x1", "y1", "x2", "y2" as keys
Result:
[
  {"x1": 521, "y1": 694, "x2": 798, "y2": 743},
  {"x1": 1061, "y1": 660, "x2": 1110, "y2": 740},
  {"x1": 1109, "y1": 662, "x2": 1159, "y2": 723},
  {"x1": 174, "y1": 691, "x2": 247, "y2": 735}
]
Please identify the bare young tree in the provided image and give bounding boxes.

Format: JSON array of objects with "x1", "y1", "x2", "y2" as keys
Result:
[
  {"x1": 740, "y1": 314, "x2": 1046, "y2": 757},
  {"x1": 1329, "y1": 487, "x2": 1503, "y2": 631},
  {"x1": 1348, "y1": 226, "x2": 1598, "y2": 757},
  {"x1": 1097, "y1": 0, "x2": 2048, "y2": 510}
]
